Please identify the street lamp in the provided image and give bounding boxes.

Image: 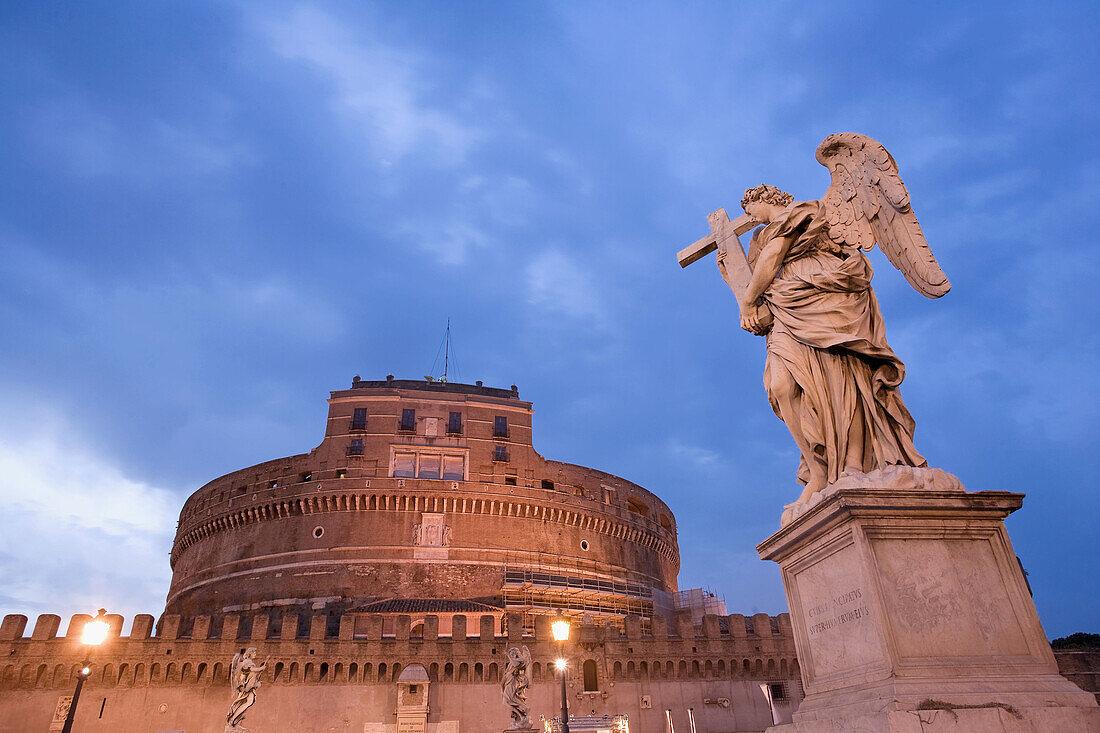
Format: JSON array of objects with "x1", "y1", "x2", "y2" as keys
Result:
[
  {"x1": 61, "y1": 609, "x2": 110, "y2": 733},
  {"x1": 551, "y1": 613, "x2": 570, "y2": 733}
]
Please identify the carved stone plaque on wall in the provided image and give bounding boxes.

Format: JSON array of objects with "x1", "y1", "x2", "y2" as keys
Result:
[
  {"x1": 414, "y1": 512, "x2": 450, "y2": 559},
  {"x1": 49, "y1": 696, "x2": 72, "y2": 731}
]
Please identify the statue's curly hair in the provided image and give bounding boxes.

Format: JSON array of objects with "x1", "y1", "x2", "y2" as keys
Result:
[{"x1": 741, "y1": 184, "x2": 794, "y2": 211}]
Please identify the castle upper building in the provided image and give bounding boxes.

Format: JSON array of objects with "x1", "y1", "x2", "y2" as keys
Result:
[{"x1": 168, "y1": 377, "x2": 680, "y2": 631}]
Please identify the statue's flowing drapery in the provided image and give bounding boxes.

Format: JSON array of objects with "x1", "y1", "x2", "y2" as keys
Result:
[{"x1": 756, "y1": 201, "x2": 926, "y2": 486}]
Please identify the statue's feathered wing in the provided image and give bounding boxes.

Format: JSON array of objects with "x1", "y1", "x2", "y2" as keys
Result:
[{"x1": 816, "y1": 133, "x2": 950, "y2": 298}]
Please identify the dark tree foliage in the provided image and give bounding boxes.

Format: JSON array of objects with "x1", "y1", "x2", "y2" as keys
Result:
[{"x1": 1051, "y1": 632, "x2": 1100, "y2": 650}]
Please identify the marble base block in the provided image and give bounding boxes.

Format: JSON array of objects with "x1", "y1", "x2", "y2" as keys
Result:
[{"x1": 756, "y1": 470, "x2": 1099, "y2": 732}]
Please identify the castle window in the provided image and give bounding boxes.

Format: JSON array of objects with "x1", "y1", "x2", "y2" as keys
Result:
[
  {"x1": 447, "y1": 412, "x2": 462, "y2": 434},
  {"x1": 393, "y1": 453, "x2": 415, "y2": 478},
  {"x1": 347, "y1": 439, "x2": 363, "y2": 456},
  {"x1": 418, "y1": 454, "x2": 441, "y2": 479},
  {"x1": 493, "y1": 416, "x2": 509, "y2": 437},
  {"x1": 493, "y1": 445, "x2": 509, "y2": 462},
  {"x1": 583, "y1": 659, "x2": 598, "y2": 691},
  {"x1": 300, "y1": 472, "x2": 312, "y2": 482},
  {"x1": 400, "y1": 409, "x2": 416, "y2": 432},
  {"x1": 541, "y1": 480, "x2": 554, "y2": 491},
  {"x1": 627, "y1": 498, "x2": 650, "y2": 517},
  {"x1": 351, "y1": 408, "x2": 367, "y2": 430},
  {"x1": 442, "y1": 456, "x2": 464, "y2": 480},
  {"x1": 769, "y1": 683, "x2": 787, "y2": 700},
  {"x1": 505, "y1": 477, "x2": 517, "y2": 486},
  {"x1": 335, "y1": 469, "x2": 347, "y2": 479}
]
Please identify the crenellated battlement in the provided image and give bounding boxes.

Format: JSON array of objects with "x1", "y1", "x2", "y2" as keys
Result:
[{"x1": 0, "y1": 610, "x2": 799, "y2": 691}]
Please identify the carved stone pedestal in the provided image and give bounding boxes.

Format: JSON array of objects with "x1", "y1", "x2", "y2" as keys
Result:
[{"x1": 756, "y1": 469, "x2": 1099, "y2": 732}]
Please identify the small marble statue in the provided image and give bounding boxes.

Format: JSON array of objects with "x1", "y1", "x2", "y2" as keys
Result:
[
  {"x1": 501, "y1": 645, "x2": 533, "y2": 730},
  {"x1": 682, "y1": 133, "x2": 950, "y2": 505},
  {"x1": 226, "y1": 647, "x2": 268, "y2": 732}
]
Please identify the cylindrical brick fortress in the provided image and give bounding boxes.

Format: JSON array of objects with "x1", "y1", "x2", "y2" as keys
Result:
[{"x1": 167, "y1": 378, "x2": 680, "y2": 627}]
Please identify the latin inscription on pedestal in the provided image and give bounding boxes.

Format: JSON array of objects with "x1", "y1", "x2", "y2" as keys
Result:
[{"x1": 790, "y1": 539, "x2": 886, "y2": 683}]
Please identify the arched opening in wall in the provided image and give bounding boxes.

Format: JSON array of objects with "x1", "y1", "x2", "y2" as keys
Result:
[
  {"x1": 767, "y1": 659, "x2": 777, "y2": 677},
  {"x1": 289, "y1": 662, "x2": 300, "y2": 682},
  {"x1": 691, "y1": 660, "x2": 700, "y2": 678},
  {"x1": 660, "y1": 514, "x2": 672, "y2": 529},
  {"x1": 780, "y1": 659, "x2": 788, "y2": 676},
  {"x1": 410, "y1": 622, "x2": 424, "y2": 639},
  {"x1": 743, "y1": 659, "x2": 751, "y2": 676},
  {"x1": 583, "y1": 660, "x2": 598, "y2": 691},
  {"x1": 274, "y1": 662, "x2": 284, "y2": 682},
  {"x1": 134, "y1": 663, "x2": 147, "y2": 686},
  {"x1": 428, "y1": 663, "x2": 438, "y2": 682},
  {"x1": 212, "y1": 662, "x2": 223, "y2": 684},
  {"x1": 349, "y1": 663, "x2": 358, "y2": 682},
  {"x1": 322, "y1": 662, "x2": 332, "y2": 681},
  {"x1": 52, "y1": 663, "x2": 66, "y2": 688},
  {"x1": 717, "y1": 660, "x2": 726, "y2": 677},
  {"x1": 532, "y1": 662, "x2": 541, "y2": 682},
  {"x1": 474, "y1": 663, "x2": 484, "y2": 681},
  {"x1": 35, "y1": 664, "x2": 47, "y2": 688},
  {"x1": 488, "y1": 663, "x2": 499, "y2": 682},
  {"x1": 627, "y1": 498, "x2": 649, "y2": 517},
  {"x1": 377, "y1": 663, "x2": 387, "y2": 681},
  {"x1": 678, "y1": 661, "x2": 687, "y2": 678},
  {"x1": 640, "y1": 661, "x2": 648, "y2": 678},
  {"x1": 150, "y1": 663, "x2": 161, "y2": 685},
  {"x1": 165, "y1": 663, "x2": 177, "y2": 684},
  {"x1": 754, "y1": 659, "x2": 763, "y2": 676},
  {"x1": 391, "y1": 663, "x2": 402, "y2": 682},
  {"x1": 627, "y1": 661, "x2": 635, "y2": 679},
  {"x1": 362, "y1": 663, "x2": 373, "y2": 681},
  {"x1": 444, "y1": 663, "x2": 454, "y2": 681},
  {"x1": 665, "y1": 661, "x2": 674, "y2": 678},
  {"x1": 304, "y1": 663, "x2": 315, "y2": 682},
  {"x1": 613, "y1": 661, "x2": 622, "y2": 679},
  {"x1": 196, "y1": 663, "x2": 207, "y2": 683},
  {"x1": 102, "y1": 663, "x2": 116, "y2": 685},
  {"x1": 704, "y1": 660, "x2": 713, "y2": 678},
  {"x1": 458, "y1": 663, "x2": 469, "y2": 682},
  {"x1": 651, "y1": 661, "x2": 661, "y2": 679}
]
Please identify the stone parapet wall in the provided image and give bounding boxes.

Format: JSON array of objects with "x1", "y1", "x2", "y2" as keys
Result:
[
  {"x1": 0, "y1": 610, "x2": 800, "y2": 732},
  {"x1": 0, "y1": 610, "x2": 798, "y2": 688},
  {"x1": 1056, "y1": 649, "x2": 1100, "y2": 703}
]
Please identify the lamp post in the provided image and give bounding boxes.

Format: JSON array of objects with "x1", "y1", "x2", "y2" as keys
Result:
[
  {"x1": 551, "y1": 613, "x2": 571, "y2": 733},
  {"x1": 61, "y1": 609, "x2": 110, "y2": 733}
]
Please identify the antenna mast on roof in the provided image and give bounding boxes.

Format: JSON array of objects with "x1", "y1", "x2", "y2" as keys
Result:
[
  {"x1": 427, "y1": 318, "x2": 459, "y2": 383},
  {"x1": 443, "y1": 318, "x2": 450, "y2": 383}
]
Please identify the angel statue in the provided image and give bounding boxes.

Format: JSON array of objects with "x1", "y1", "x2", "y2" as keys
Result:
[
  {"x1": 501, "y1": 645, "x2": 534, "y2": 730},
  {"x1": 678, "y1": 133, "x2": 950, "y2": 506},
  {"x1": 226, "y1": 647, "x2": 269, "y2": 732}
]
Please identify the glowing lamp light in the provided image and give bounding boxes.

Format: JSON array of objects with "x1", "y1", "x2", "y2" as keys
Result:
[
  {"x1": 551, "y1": 615, "x2": 570, "y2": 642},
  {"x1": 82, "y1": 610, "x2": 110, "y2": 646},
  {"x1": 80, "y1": 666, "x2": 91, "y2": 676},
  {"x1": 554, "y1": 658, "x2": 567, "y2": 671}
]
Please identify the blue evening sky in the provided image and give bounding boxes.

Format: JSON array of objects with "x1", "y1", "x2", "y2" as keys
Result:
[{"x1": 1, "y1": 2, "x2": 1097, "y2": 637}]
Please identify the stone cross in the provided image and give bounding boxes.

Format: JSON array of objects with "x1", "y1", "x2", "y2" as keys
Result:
[{"x1": 677, "y1": 208, "x2": 758, "y2": 311}]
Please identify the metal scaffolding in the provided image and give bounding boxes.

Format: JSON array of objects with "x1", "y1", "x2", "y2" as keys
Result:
[{"x1": 501, "y1": 551, "x2": 656, "y2": 631}]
